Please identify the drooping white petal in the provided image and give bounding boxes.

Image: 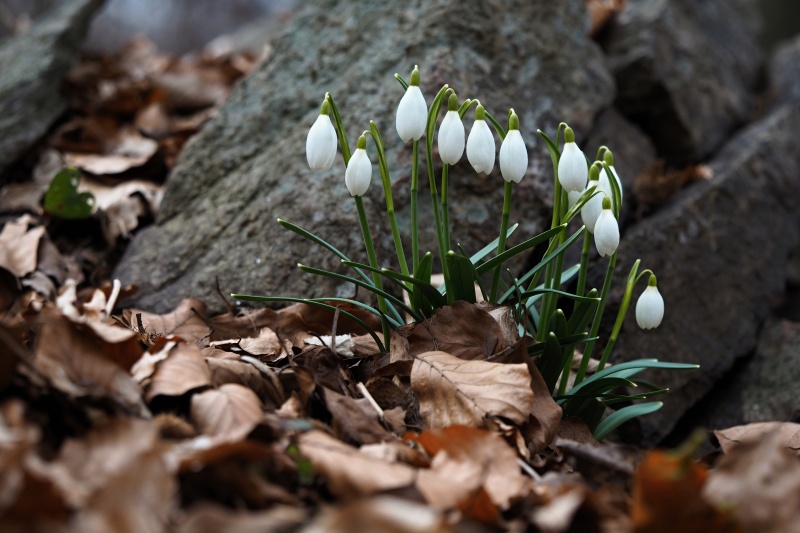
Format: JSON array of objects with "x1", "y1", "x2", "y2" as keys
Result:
[
  {"x1": 558, "y1": 142, "x2": 588, "y2": 192},
  {"x1": 567, "y1": 190, "x2": 582, "y2": 209},
  {"x1": 438, "y1": 110, "x2": 465, "y2": 165},
  {"x1": 593, "y1": 208, "x2": 619, "y2": 257},
  {"x1": 345, "y1": 148, "x2": 372, "y2": 196},
  {"x1": 499, "y1": 130, "x2": 528, "y2": 183},
  {"x1": 396, "y1": 85, "x2": 428, "y2": 142},
  {"x1": 466, "y1": 119, "x2": 495, "y2": 174},
  {"x1": 306, "y1": 114, "x2": 337, "y2": 170},
  {"x1": 636, "y1": 285, "x2": 665, "y2": 330},
  {"x1": 599, "y1": 165, "x2": 623, "y2": 207},
  {"x1": 581, "y1": 186, "x2": 605, "y2": 233}
]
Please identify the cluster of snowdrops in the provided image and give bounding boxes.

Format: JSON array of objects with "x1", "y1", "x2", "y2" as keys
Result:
[{"x1": 235, "y1": 66, "x2": 696, "y2": 439}]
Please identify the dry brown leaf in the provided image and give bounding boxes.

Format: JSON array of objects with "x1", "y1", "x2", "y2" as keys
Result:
[
  {"x1": 411, "y1": 350, "x2": 534, "y2": 428},
  {"x1": 297, "y1": 430, "x2": 416, "y2": 499},
  {"x1": 409, "y1": 426, "x2": 529, "y2": 513},
  {"x1": 323, "y1": 388, "x2": 392, "y2": 445},
  {"x1": 586, "y1": 0, "x2": 627, "y2": 36},
  {"x1": 704, "y1": 431, "x2": 800, "y2": 533},
  {"x1": 190, "y1": 383, "x2": 263, "y2": 439},
  {"x1": 139, "y1": 341, "x2": 212, "y2": 401},
  {"x1": 80, "y1": 176, "x2": 162, "y2": 243},
  {"x1": 205, "y1": 357, "x2": 284, "y2": 409},
  {"x1": 303, "y1": 496, "x2": 447, "y2": 533},
  {"x1": 0, "y1": 216, "x2": 45, "y2": 279},
  {"x1": 64, "y1": 127, "x2": 159, "y2": 174},
  {"x1": 176, "y1": 504, "x2": 306, "y2": 533},
  {"x1": 714, "y1": 422, "x2": 800, "y2": 456},
  {"x1": 126, "y1": 298, "x2": 211, "y2": 344}
]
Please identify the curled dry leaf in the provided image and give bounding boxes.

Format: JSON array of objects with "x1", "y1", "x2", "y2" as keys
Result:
[
  {"x1": 704, "y1": 431, "x2": 800, "y2": 533},
  {"x1": 126, "y1": 298, "x2": 211, "y2": 344},
  {"x1": 323, "y1": 388, "x2": 392, "y2": 445},
  {"x1": 297, "y1": 430, "x2": 416, "y2": 499},
  {"x1": 205, "y1": 357, "x2": 284, "y2": 410},
  {"x1": 138, "y1": 340, "x2": 212, "y2": 402},
  {"x1": 411, "y1": 350, "x2": 534, "y2": 428},
  {"x1": 303, "y1": 496, "x2": 446, "y2": 533},
  {"x1": 190, "y1": 383, "x2": 263, "y2": 440},
  {"x1": 63, "y1": 127, "x2": 159, "y2": 175},
  {"x1": 714, "y1": 422, "x2": 800, "y2": 456},
  {"x1": 79, "y1": 176, "x2": 162, "y2": 243},
  {"x1": 409, "y1": 426, "x2": 529, "y2": 513},
  {"x1": 0, "y1": 216, "x2": 45, "y2": 279}
]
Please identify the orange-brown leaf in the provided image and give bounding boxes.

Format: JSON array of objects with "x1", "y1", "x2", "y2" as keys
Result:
[{"x1": 190, "y1": 383, "x2": 263, "y2": 439}]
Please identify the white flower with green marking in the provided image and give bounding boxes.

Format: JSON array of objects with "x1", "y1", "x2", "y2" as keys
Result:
[
  {"x1": 438, "y1": 93, "x2": 465, "y2": 165},
  {"x1": 396, "y1": 66, "x2": 427, "y2": 143},
  {"x1": 593, "y1": 196, "x2": 619, "y2": 257},
  {"x1": 499, "y1": 110, "x2": 527, "y2": 183},
  {"x1": 557, "y1": 126, "x2": 587, "y2": 192},
  {"x1": 306, "y1": 100, "x2": 337, "y2": 170},
  {"x1": 466, "y1": 104, "x2": 495, "y2": 174},
  {"x1": 345, "y1": 135, "x2": 371, "y2": 197},
  {"x1": 636, "y1": 276, "x2": 664, "y2": 330}
]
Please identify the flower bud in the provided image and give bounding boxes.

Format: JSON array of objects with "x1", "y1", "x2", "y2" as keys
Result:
[
  {"x1": 466, "y1": 104, "x2": 495, "y2": 174},
  {"x1": 593, "y1": 196, "x2": 619, "y2": 257},
  {"x1": 636, "y1": 275, "x2": 664, "y2": 329},
  {"x1": 600, "y1": 150, "x2": 623, "y2": 206},
  {"x1": 345, "y1": 135, "x2": 371, "y2": 196},
  {"x1": 558, "y1": 126, "x2": 588, "y2": 192},
  {"x1": 581, "y1": 164, "x2": 604, "y2": 233},
  {"x1": 499, "y1": 110, "x2": 527, "y2": 183},
  {"x1": 306, "y1": 99, "x2": 337, "y2": 170},
  {"x1": 396, "y1": 66, "x2": 428, "y2": 142},
  {"x1": 438, "y1": 93, "x2": 465, "y2": 165}
]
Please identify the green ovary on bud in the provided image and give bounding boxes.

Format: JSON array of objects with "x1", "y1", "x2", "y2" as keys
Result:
[
  {"x1": 593, "y1": 196, "x2": 619, "y2": 257},
  {"x1": 600, "y1": 149, "x2": 623, "y2": 206},
  {"x1": 466, "y1": 104, "x2": 495, "y2": 175},
  {"x1": 410, "y1": 65, "x2": 421, "y2": 86},
  {"x1": 438, "y1": 94, "x2": 465, "y2": 164},
  {"x1": 345, "y1": 134, "x2": 372, "y2": 196},
  {"x1": 636, "y1": 274, "x2": 665, "y2": 329},
  {"x1": 499, "y1": 109, "x2": 527, "y2": 183},
  {"x1": 306, "y1": 98, "x2": 338, "y2": 170}
]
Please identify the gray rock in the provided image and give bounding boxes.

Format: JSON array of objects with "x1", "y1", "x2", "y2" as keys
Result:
[
  {"x1": 771, "y1": 35, "x2": 800, "y2": 108},
  {"x1": 0, "y1": 0, "x2": 105, "y2": 175},
  {"x1": 701, "y1": 319, "x2": 800, "y2": 430},
  {"x1": 598, "y1": 102, "x2": 800, "y2": 445},
  {"x1": 115, "y1": 0, "x2": 614, "y2": 313},
  {"x1": 604, "y1": 0, "x2": 762, "y2": 163}
]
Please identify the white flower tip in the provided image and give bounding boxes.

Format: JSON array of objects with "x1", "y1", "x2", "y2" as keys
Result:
[{"x1": 636, "y1": 285, "x2": 664, "y2": 330}]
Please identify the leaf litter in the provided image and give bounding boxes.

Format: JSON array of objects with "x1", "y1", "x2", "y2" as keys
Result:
[{"x1": 0, "y1": 32, "x2": 797, "y2": 533}]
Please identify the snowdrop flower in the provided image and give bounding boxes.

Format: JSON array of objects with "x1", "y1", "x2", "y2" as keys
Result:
[
  {"x1": 438, "y1": 93, "x2": 465, "y2": 165},
  {"x1": 593, "y1": 196, "x2": 619, "y2": 257},
  {"x1": 306, "y1": 99, "x2": 337, "y2": 170},
  {"x1": 636, "y1": 275, "x2": 664, "y2": 330},
  {"x1": 599, "y1": 150, "x2": 623, "y2": 208},
  {"x1": 567, "y1": 190, "x2": 582, "y2": 209},
  {"x1": 345, "y1": 135, "x2": 371, "y2": 196},
  {"x1": 581, "y1": 164, "x2": 604, "y2": 233},
  {"x1": 466, "y1": 104, "x2": 495, "y2": 174},
  {"x1": 558, "y1": 126, "x2": 588, "y2": 192},
  {"x1": 396, "y1": 65, "x2": 427, "y2": 143},
  {"x1": 499, "y1": 109, "x2": 527, "y2": 183}
]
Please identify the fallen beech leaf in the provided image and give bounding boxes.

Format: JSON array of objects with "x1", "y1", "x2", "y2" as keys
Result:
[
  {"x1": 79, "y1": 176, "x2": 162, "y2": 243},
  {"x1": 410, "y1": 426, "x2": 529, "y2": 512},
  {"x1": 714, "y1": 422, "x2": 800, "y2": 456},
  {"x1": 126, "y1": 298, "x2": 211, "y2": 344},
  {"x1": 206, "y1": 357, "x2": 284, "y2": 409},
  {"x1": 0, "y1": 216, "x2": 45, "y2": 278},
  {"x1": 191, "y1": 383, "x2": 263, "y2": 439},
  {"x1": 63, "y1": 127, "x2": 159, "y2": 174},
  {"x1": 323, "y1": 388, "x2": 392, "y2": 445},
  {"x1": 140, "y1": 341, "x2": 212, "y2": 402},
  {"x1": 704, "y1": 431, "x2": 800, "y2": 533},
  {"x1": 303, "y1": 496, "x2": 446, "y2": 533},
  {"x1": 297, "y1": 430, "x2": 416, "y2": 498},
  {"x1": 176, "y1": 504, "x2": 306, "y2": 533},
  {"x1": 411, "y1": 350, "x2": 534, "y2": 428}
]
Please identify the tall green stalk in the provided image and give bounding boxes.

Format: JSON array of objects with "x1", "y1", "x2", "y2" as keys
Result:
[
  {"x1": 411, "y1": 139, "x2": 420, "y2": 271},
  {"x1": 354, "y1": 195, "x2": 391, "y2": 352},
  {"x1": 574, "y1": 252, "x2": 617, "y2": 385},
  {"x1": 490, "y1": 181, "x2": 513, "y2": 301}
]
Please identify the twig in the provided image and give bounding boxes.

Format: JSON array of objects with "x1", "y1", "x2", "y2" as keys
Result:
[
  {"x1": 357, "y1": 382, "x2": 384, "y2": 419},
  {"x1": 105, "y1": 279, "x2": 121, "y2": 316},
  {"x1": 518, "y1": 457, "x2": 543, "y2": 482}
]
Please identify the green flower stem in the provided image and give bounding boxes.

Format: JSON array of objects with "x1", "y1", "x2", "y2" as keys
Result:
[
  {"x1": 354, "y1": 195, "x2": 391, "y2": 352},
  {"x1": 574, "y1": 252, "x2": 617, "y2": 385},
  {"x1": 441, "y1": 164, "x2": 451, "y2": 256},
  {"x1": 368, "y1": 122, "x2": 409, "y2": 282},
  {"x1": 411, "y1": 139, "x2": 420, "y2": 271},
  {"x1": 597, "y1": 264, "x2": 654, "y2": 372},
  {"x1": 425, "y1": 86, "x2": 450, "y2": 294},
  {"x1": 576, "y1": 231, "x2": 592, "y2": 296},
  {"x1": 557, "y1": 339, "x2": 574, "y2": 396},
  {"x1": 325, "y1": 93, "x2": 351, "y2": 163},
  {"x1": 490, "y1": 181, "x2": 513, "y2": 302}
]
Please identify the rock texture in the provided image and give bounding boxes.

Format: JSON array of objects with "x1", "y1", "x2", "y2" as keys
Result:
[
  {"x1": 771, "y1": 35, "x2": 800, "y2": 105},
  {"x1": 115, "y1": 0, "x2": 614, "y2": 313},
  {"x1": 604, "y1": 0, "x2": 762, "y2": 163},
  {"x1": 601, "y1": 102, "x2": 800, "y2": 445},
  {"x1": 0, "y1": 0, "x2": 106, "y2": 175}
]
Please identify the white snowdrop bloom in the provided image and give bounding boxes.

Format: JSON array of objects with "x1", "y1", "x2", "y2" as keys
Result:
[
  {"x1": 567, "y1": 190, "x2": 582, "y2": 209},
  {"x1": 306, "y1": 100, "x2": 337, "y2": 170},
  {"x1": 599, "y1": 150, "x2": 623, "y2": 207},
  {"x1": 499, "y1": 110, "x2": 527, "y2": 183},
  {"x1": 636, "y1": 276, "x2": 664, "y2": 330},
  {"x1": 557, "y1": 127, "x2": 588, "y2": 192},
  {"x1": 438, "y1": 93, "x2": 465, "y2": 165},
  {"x1": 581, "y1": 164, "x2": 604, "y2": 233},
  {"x1": 345, "y1": 135, "x2": 371, "y2": 197},
  {"x1": 466, "y1": 104, "x2": 495, "y2": 174},
  {"x1": 396, "y1": 66, "x2": 427, "y2": 142},
  {"x1": 593, "y1": 197, "x2": 619, "y2": 257}
]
